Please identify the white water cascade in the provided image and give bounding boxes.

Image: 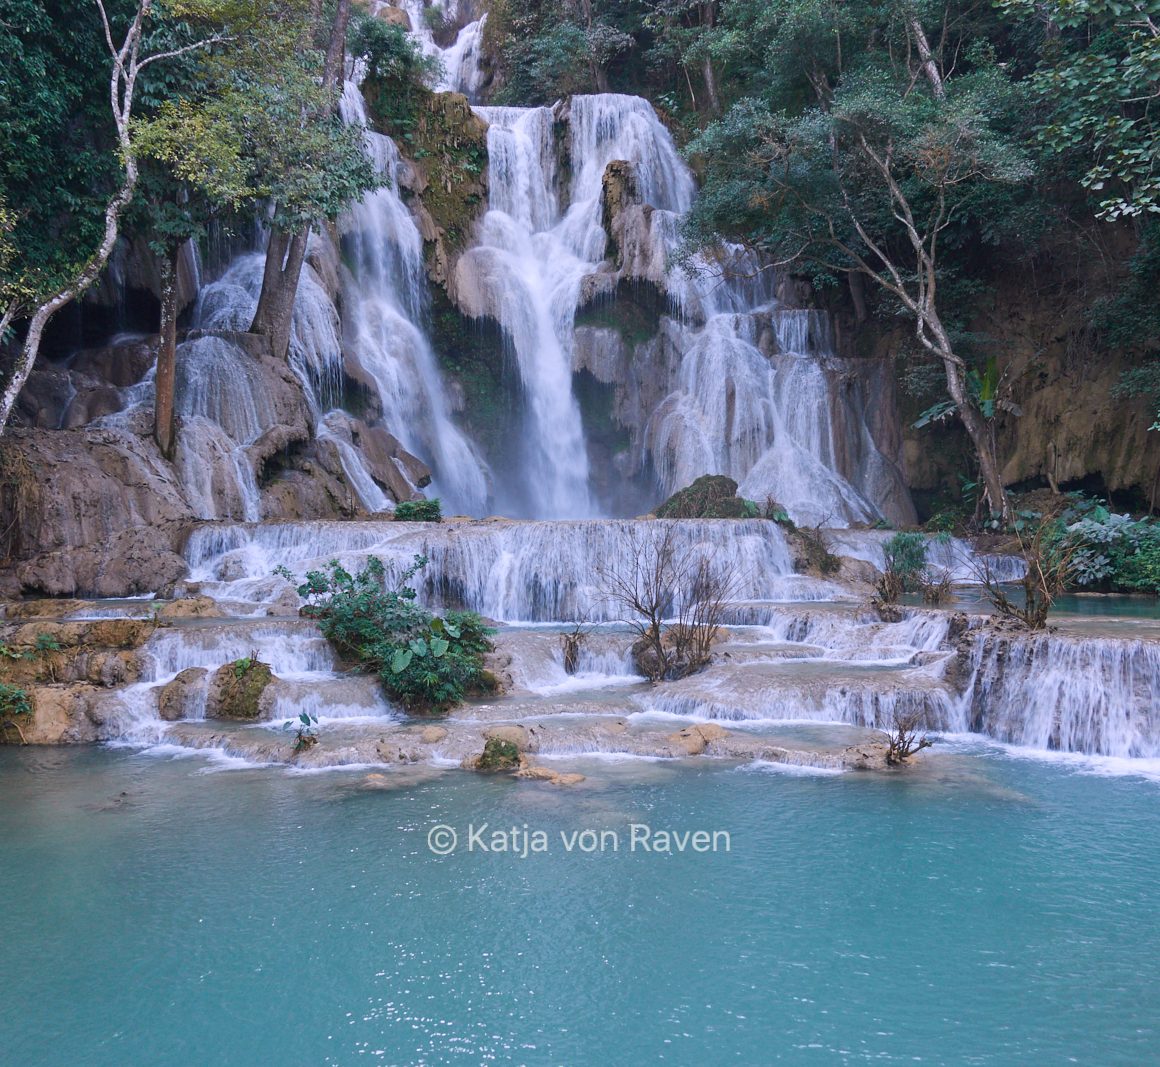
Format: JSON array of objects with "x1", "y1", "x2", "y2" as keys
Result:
[
  {"x1": 338, "y1": 81, "x2": 490, "y2": 515},
  {"x1": 448, "y1": 90, "x2": 912, "y2": 523},
  {"x1": 393, "y1": 0, "x2": 488, "y2": 98}
]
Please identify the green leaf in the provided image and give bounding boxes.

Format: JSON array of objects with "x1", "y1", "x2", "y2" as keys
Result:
[{"x1": 390, "y1": 648, "x2": 413, "y2": 673}]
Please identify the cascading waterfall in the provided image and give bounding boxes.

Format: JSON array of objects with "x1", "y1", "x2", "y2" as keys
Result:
[
  {"x1": 59, "y1": 5, "x2": 1160, "y2": 775},
  {"x1": 338, "y1": 81, "x2": 490, "y2": 515},
  {"x1": 394, "y1": 0, "x2": 488, "y2": 98},
  {"x1": 449, "y1": 90, "x2": 910, "y2": 524},
  {"x1": 455, "y1": 106, "x2": 596, "y2": 516}
]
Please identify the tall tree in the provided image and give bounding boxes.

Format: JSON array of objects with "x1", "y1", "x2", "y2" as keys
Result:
[
  {"x1": 684, "y1": 0, "x2": 1034, "y2": 520},
  {"x1": 0, "y1": 0, "x2": 227, "y2": 435},
  {"x1": 248, "y1": 0, "x2": 354, "y2": 360}
]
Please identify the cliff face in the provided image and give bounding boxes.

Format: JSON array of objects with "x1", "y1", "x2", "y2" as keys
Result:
[{"x1": 876, "y1": 234, "x2": 1160, "y2": 512}]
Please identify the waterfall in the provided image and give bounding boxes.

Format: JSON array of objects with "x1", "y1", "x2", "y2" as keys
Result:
[
  {"x1": 961, "y1": 632, "x2": 1160, "y2": 757},
  {"x1": 339, "y1": 81, "x2": 490, "y2": 515},
  {"x1": 455, "y1": 106, "x2": 594, "y2": 517},
  {"x1": 392, "y1": 0, "x2": 488, "y2": 98},
  {"x1": 184, "y1": 517, "x2": 850, "y2": 622},
  {"x1": 445, "y1": 90, "x2": 911, "y2": 523}
]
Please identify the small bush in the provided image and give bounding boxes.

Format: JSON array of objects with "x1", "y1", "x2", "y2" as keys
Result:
[
  {"x1": 877, "y1": 532, "x2": 928, "y2": 603},
  {"x1": 282, "y1": 556, "x2": 493, "y2": 713},
  {"x1": 0, "y1": 682, "x2": 31, "y2": 719},
  {"x1": 0, "y1": 682, "x2": 32, "y2": 743},
  {"x1": 1065, "y1": 506, "x2": 1160, "y2": 594},
  {"x1": 477, "y1": 737, "x2": 520, "y2": 771},
  {"x1": 394, "y1": 498, "x2": 442, "y2": 523}
]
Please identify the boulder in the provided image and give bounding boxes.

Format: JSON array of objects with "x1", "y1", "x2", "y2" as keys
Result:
[
  {"x1": 668, "y1": 723, "x2": 729, "y2": 756},
  {"x1": 483, "y1": 724, "x2": 531, "y2": 750},
  {"x1": 157, "y1": 667, "x2": 209, "y2": 721},
  {"x1": 420, "y1": 725, "x2": 448, "y2": 744},
  {"x1": 206, "y1": 660, "x2": 275, "y2": 720},
  {"x1": 464, "y1": 735, "x2": 522, "y2": 772},
  {"x1": 0, "y1": 685, "x2": 101, "y2": 745},
  {"x1": 655, "y1": 475, "x2": 754, "y2": 519}
]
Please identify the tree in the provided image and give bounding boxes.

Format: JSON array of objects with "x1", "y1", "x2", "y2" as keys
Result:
[
  {"x1": 131, "y1": 0, "x2": 375, "y2": 449},
  {"x1": 248, "y1": 0, "x2": 357, "y2": 360},
  {"x1": 0, "y1": 0, "x2": 228, "y2": 435},
  {"x1": 600, "y1": 523, "x2": 736, "y2": 682},
  {"x1": 1001, "y1": 0, "x2": 1160, "y2": 221},
  {"x1": 685, "y1": 2, "x2": 1032, "y2": 520}
]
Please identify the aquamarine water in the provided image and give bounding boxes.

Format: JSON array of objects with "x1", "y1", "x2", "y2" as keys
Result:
[{"x1": 2, "y1": 746, "x2": 1158, "y2": 1065}]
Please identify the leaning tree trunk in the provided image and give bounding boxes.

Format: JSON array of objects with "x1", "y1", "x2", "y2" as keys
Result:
[
  {"x1": 153, "y1": 243, "x2": 180, "y2": 459},
  {"x1": 699, "y1": 4, "x2": 722, "y2": 116},
  {"x1": 942, "y1": 356, "x2": 1008, "y2": 521},
  {"x1": 0, "y1": 0, "x2": 222, "y2": 435},
  {"x1": 248, "y1": 227, "x2": 309, "y2": 360}
]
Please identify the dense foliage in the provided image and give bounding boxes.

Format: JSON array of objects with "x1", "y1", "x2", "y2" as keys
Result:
[
  {"x1": 281, "y1": 556, "x2": 493, "y2": 713},
  {"x1": 1065, "y1": 504, "x2": 1160, "y2": 594},
  {"x1": 393, "y1": 499, "x2": 443, "y2": 522}
]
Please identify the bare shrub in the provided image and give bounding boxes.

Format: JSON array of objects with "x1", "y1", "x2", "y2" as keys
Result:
[
  {"x1": 600, "y1": 523, "x2": 738, "y2": 683},
  {"x1": 561, "y1": 614, "x2": 592, "y2": 675},
  {"x1": 920, "y1": 567, "x2": 954, "y2": 605},
  {"x1": 884, "y1": 708, "x2": 933, "y2": 765},
  {"x1": 972, "y1": 510, "x2": 1078, "y2": 630}
]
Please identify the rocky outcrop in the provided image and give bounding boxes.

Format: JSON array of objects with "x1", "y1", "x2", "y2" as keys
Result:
[
  {"x1": 206, "y1": 659, "x2": 275, "y2": 721},
  {"x1": 316, "y1": 411, "x2": 432, "y2": 505},
  {"x1": 365, "y1": 88, "x2": 489, "y2": 287},
  {"x1": 158, "y1": 668, "x2": 209, "y2": 722},
  {"x1": 0, "y1": 427, "x2": 195, "y2": 596}
]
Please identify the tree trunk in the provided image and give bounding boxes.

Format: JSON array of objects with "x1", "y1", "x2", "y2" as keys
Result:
[
  {"x1": 848, "y1": 271, "x2": 867, "y2": 323},
  {"x1": 908, "y1": 17, "x2": 945, "y2": 99},
  {"x1": 700, "y1": 4, "x2": 722, "y2": 116},
  {"x1": 942, "y1": 356, "x2": 1008, "y2": 520},
  {"x1": 249, "y1": 227, "x2": 309, "y2": 360},
  {"x1": 153, "y1": 243, "x2": 180, "y2": 459},
  {"x1": 322, "y1": 0, "x2": 352, "y2": 92},
  {"x1": 250, "y1": 0, "x2": 348, "y2": 360}
]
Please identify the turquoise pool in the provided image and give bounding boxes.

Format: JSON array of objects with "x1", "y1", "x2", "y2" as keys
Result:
[{"x1": 1, "y1": 746, "x2": 1158, "y2": 1064}]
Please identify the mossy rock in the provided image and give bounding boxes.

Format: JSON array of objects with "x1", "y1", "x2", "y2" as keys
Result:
[
  {"x1": 207, "y1": 659, "x2": 274, "y2": 721},
  {"x1": 655, "y1": 476, "x2": 758, "y2": 519},
  {"x1": 363, "y1": 83, "x2": 488, "y2": 260},
  {"x1": 476, "y1": 737, "x2": 520, "y2": 772}
]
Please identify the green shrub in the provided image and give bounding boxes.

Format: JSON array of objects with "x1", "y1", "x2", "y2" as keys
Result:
[
  {"x1": 477, "y1": 737, "x2": 520, "y2": 771},
  {"x1": 280, "y1": 556, "x2": 493, "y2": 713},
  {"x1": 394, "y1": 498, "x2": 442, "y2": 523},
  {"x1": 877, "y1": 532, "x2": 928, "y2": 602},
  {"x1": 0, "y1": 682, "x2": 31, "y2": 719},
  {"x1": 1065, "y1": 506, "x2": 1160, "y2": 594}
]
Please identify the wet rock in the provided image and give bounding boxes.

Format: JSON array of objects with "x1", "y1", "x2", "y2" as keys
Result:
[
  {"x1": 157, "y1": 596, "x2": 222, "y2": 620},
  {"x1": 420, "y1": 725, "x2": 448, "y2": 744},
  {"x1": 483, "y1": 724, "x2": 531, "y2": 751},
  {"x1": 517, "y1": 764, "x2": 586, "y2": 786},
  {"x1": 668, "y1": 723, "x2": 729, "y2": 756},
  {"x1": 206, "y1": 660, "x2": 275, "y2": 720},
  {"x1": 0, "y1": 427, "x2": 195, "y2": 597},
  {"x1": 838, "y1": 556, "x2": 880, "y2": 585},
  {"x1": 158, "y1": 668, "x2": 209, "y2": 722},
  {"x1": 1, "y1": 599, "x2": 89, "y2": 620}
]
